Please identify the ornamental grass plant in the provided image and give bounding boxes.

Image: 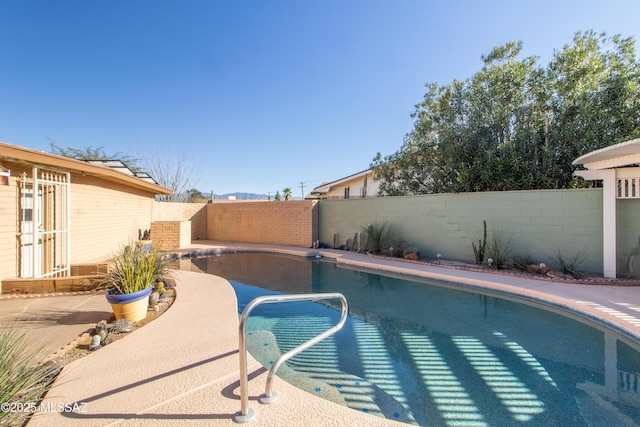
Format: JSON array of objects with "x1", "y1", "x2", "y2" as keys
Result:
[
  {"x1": 0, "y1": 326, "x2": 58, "y2": 426},
  {"x1": 361, "y1": 221, "x2": 406, "y2": 256},
  {"x1": 102, "y1": 243, "x2": 172, "y2": 295}
]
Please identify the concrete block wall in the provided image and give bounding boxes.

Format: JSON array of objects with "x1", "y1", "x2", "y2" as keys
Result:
[
  {"x1": 150, "y1": 221, "x2": 191, "y2": 250},
  {"x1": 152, "y1": 202, "x2": 207, "y2": 240},
  {"x1": 206, "y1": 200, "x2": 318, "y2": 247},
  {"x1": 318, "y1": 189, "x2": 616, "y2": 274}
]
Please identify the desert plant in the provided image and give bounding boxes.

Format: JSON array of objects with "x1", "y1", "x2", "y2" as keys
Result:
[
  {"x1": 384, "y1": 240, "x2": 408, "y2": 258},
  {"x1": 512, "y1": 254, "x2": 536, "y2": 272},
  {"x1": 472, "y1": 220, "x2": 487, "y2": 264},
  {"x1": 552, "y1": 248, "x2": 589, "y2": 278},
  {"x1": 361, "y1": 221, "x2": 405, "y2": 255},
  {"x1": 486, "y1": 228, "x2": 515, "y2": 269},
  {"x1": 101, "y1": 243, "x2": 172, "y2": 294},
  {"x1": 110, "y1": 319, "x2": 134, "y2": 334},
  {"x1": 626, "y1": 236, "x2": 640, "y2": 278},
  {"x1": 0, "y1": 326, "x2": 58, "y2": 426}
]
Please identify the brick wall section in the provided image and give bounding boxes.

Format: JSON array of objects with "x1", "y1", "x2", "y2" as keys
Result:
[
  {"x1": 207, "y1": 200, "x2": 318, "y2": 247},
  {"x1": 152, "y1": 202, "x2": 207, "y2": 240},
  {"x1": 150, "y1": 221, "x2": 191, "y2": 250}
]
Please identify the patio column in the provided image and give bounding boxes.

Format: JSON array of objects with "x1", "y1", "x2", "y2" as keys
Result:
[{"x1": 602, "y1": 169, "x2": 617, "y2": 278}]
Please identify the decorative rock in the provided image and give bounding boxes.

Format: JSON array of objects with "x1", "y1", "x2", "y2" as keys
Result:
[
  {"x1": 404, "y1": 252, "x2": 419, "y2": 261},
  {"x1": 162, "y1": 277, "x2": 176, "y2": 289},
  {"x1": 527, "y1": 264, "x2": 542, "y2": 274},
  {"x1": 547, "y1": 270, "x2": 571, "y2": 280},
  {"x1": 528, "y1": 264, "x2": 551, "y2": 275},
  {"x1": 149, "y1": 291, "x2": 160, "y2": 307}
]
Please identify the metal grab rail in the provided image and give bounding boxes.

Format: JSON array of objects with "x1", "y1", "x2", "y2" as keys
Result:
[{"x1": 235, "y1": 293, "x2": 348, "y2": 423}]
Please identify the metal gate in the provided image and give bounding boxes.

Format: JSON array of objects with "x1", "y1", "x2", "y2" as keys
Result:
[{"x1": 18, "y1": 167, "x2": 70, "y2": 278}]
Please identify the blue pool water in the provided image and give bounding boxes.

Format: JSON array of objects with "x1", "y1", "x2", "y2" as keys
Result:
[{"x1": 185, "y1": 253, "x2": 640, "y2": 426}]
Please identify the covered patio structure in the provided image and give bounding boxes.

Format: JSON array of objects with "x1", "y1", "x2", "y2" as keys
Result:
[{"x1": 573, "y1": 138, "x2": 640, "y2": 278}]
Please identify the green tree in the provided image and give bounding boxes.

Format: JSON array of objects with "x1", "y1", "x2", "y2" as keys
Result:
[
  {"x1": 373, "y1": 31, "x2": 640, "y2": 195},
  {"x1": 49, "y1": 141, "x2": 140, "y2": 171},
  {"x1": 49, "y1": 141, "x2": 202, "y2": 202},
  {"x1": 283, "y1": 187, "x2": 292, "y2": 200},
  {"x1": 187, "y1": 188, "x2": 205, "y2": 202},
  {"x1": 274, "y1": 191, "x2": 282, "y2": 201}
]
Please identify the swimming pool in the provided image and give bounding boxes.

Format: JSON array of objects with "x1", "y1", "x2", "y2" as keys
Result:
[{"x1": 185, "y1": 252, "x2": 640, "y2": 426}]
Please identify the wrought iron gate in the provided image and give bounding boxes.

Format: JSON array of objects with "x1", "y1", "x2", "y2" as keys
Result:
[{"x1": 18, "y1": 167, "x2": 70, "y2": 278}]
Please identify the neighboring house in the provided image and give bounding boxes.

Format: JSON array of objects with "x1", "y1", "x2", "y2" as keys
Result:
[
  {"x1": 0, "y1": 142, "x2": 172, "y2": 284},
  {"x1": 307, "y1": 169, "x2": 380, "y2": 200}
]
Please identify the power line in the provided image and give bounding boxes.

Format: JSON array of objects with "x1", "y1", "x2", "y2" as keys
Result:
[{"x1": 299, "y1": 182, "x2": 305, "y2": 199}]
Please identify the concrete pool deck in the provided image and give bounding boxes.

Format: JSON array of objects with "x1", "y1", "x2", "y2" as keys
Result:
[{"x1": 26, "y1": 241, "x2": 640, "y2": 426}]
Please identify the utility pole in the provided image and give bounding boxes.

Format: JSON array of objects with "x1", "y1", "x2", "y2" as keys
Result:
[{"x1": 299, "y1": 182, "x2": 305, "y2": 199}]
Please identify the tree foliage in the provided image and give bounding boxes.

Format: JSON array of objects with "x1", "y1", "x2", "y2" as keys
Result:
[
  {"x1": 49, "y1": 141, "x2": 140, "y2": 171},
  {"x1": 49, "y1": 141, "x2": 202, "y2": 202},
  {"x1": 140, "y1": 147, "x2": 201, "y2": 202},
  {"x1": 187, "y1": 188, "x2": 206, "y2": 202},
  {"x1": 282, "y1": 187, "x2": 292, "y2": 200},
  {"x1": 372, "y1": 31, "x2": 640, "y2": 195}
]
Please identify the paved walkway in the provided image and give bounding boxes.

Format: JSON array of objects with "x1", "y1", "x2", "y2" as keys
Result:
[
  {"x1": 0, "y1": 291, "x2": 112, "y2": 362},
  {"x1": 6, "y1": 242, "x2": 640, "y2": 426}
]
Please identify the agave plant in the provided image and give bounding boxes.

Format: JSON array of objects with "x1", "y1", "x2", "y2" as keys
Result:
[{"x1": 102, "y1": 243, "x2": 172, "y2": 294}]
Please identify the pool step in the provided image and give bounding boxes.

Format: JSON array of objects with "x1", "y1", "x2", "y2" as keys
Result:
[
  {"x1": 271, "y1": 316, "x2": 416, "y2": 424},
  {"x1": 291, "y1": 364, "x2": 416, "y2": 424}
]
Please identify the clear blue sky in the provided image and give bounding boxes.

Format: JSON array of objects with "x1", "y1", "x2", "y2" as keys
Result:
[{"x1": 1, "y1": 1, "x2": 639, "y2": 196}]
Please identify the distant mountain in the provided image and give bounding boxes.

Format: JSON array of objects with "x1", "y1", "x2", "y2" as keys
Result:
[
  {"x1": 207, "y1": 192, "x2": 301, "y2": 200},
  {"x1": 210, "y1": 192, "x2": 269, "y2": 200}
]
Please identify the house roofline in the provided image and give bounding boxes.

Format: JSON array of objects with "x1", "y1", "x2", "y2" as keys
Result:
[
  {"x1": 312, "y1": 169, "x2": 372, "y2": 192},
  {"x1": 0, "y1": 141, "x2": 173, "y2": 195}
]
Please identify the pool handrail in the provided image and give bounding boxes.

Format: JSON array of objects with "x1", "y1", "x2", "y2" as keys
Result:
[{"x1": 235, "y1": 292, "x2": 348, "y2": 423}]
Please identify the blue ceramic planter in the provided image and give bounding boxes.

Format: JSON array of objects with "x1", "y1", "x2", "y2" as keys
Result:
[{"x1": 106, "y1": 285, "x2": 152, "y2": 304}]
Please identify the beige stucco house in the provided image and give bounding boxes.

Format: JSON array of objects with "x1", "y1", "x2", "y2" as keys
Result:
[
  {"x1": 0, "y1": 142, "x2": 172, "y2": 286},
  {"x1": 307, "y1": 169, "x2": 379, "y2": 199}
]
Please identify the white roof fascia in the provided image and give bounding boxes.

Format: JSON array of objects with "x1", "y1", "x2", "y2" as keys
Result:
[{"x1": 573, "y1": 138, "x2": 640, "y2": 169}]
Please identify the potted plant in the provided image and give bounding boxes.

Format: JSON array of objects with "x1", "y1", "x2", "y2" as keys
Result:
[{"x1": 102, "y1": 242, "x2": 172, "y2": 322}]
